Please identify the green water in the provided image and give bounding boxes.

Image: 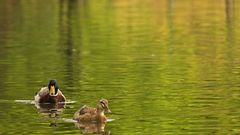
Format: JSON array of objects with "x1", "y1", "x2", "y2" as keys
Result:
[{"x1": 1, "y1": 0, "x2": 240, "y2": 134}]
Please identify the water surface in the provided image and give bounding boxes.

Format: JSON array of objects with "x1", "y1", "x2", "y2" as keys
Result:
[{"x1": 1, "y1": 0, "x2": 240, "y2": 134}]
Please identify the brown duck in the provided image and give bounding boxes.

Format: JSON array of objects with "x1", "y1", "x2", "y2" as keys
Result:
[
  {"x1": 34, "y1": 80, "x2": 66, "y2": 103},
  {"x1": 73, "y1": 99, "x2": 111, "y2": 123}
]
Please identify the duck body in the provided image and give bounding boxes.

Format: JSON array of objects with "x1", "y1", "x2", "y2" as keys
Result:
[
  {"x1": 73, "y1": 99, "x2": 111, "y2": 123},
  {"x1": 73, "y1": 106, "x2": 107, "y2": 122},
  {"x1": 35, "y1": 87, "x2": 66, "y2": 103},
  {"x1": 34, "y1": 80, "x2": 66, "y2": 104}
]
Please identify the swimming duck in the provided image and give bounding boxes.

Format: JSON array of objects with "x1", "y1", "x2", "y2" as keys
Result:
[
  {"x1": 34, "y1": 80, "x2": 66, "y2": 103},
  {"x1": 73, "y1": 99, "x2": 111, "y2": 123}
]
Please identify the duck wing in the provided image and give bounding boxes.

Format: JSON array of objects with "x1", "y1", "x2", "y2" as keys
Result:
[
  {"x1": 36, "y1": 87, "x2": 49, "y2": 96},
  {"x1": 79, "y1": 105, "x2": 97, "y2": 115},
  {"x1": 34, "y1": 87, "x2": 49, "y2": 102},
  {"x1": 73, "y1": 105, "x2": 97, "y2": 121}
]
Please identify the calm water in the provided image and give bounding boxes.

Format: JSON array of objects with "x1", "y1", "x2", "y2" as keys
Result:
[{"x1": 1, "y1": 0, "x2": 240, "y2": 134}]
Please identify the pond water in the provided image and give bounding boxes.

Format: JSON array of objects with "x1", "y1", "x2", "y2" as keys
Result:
[{"x1": 1, "y1": 0, "x2": 240, "y2": 134}]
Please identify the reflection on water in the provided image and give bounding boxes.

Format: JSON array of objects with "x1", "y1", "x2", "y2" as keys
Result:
[
  {"x1": 15, "y1": 100, "x2": 35, "y2": 104},
  {"x1": 35, "y1": 101, "x2": 79, "y2": 128},
  {"x1": 1, "y1": 0, "x2": 240, "y2": 134},
  {"x1": 35, "y1": 103, "x2": 65, "y2": 115},
  {"x1": 75, "y1": 122, "x2": 110, "y2": 135},
  {"x1": 35, "y1": 102, "x2": 65, "y2": 127}
]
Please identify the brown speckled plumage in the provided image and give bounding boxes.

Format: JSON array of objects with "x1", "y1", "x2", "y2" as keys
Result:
[{"x1": 73, "y1": 99, "x2": 111, "y2": 123}]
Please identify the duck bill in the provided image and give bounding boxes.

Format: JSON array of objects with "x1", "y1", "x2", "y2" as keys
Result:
[
  {"x1": 106, "y1": 107, "x2": 111, "y2": 113},
  {"x1": 49, "y1": 86, "x2": 55, "y2": 96},
  {"x1": 107, "y1": 109, "x2": 111, "y2": 113}
]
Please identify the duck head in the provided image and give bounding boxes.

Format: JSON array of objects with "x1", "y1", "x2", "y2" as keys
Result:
[
  {"x1": 48, "y1": 80, "x2": 59, "y2": 96},
  {"x1": 97, "y1": 99, "x2": 111, "y2": 113}
]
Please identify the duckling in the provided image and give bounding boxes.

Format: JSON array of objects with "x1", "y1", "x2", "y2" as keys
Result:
[
  {"x1": 34, "y1": 80, "x2": 66, "y2": 103},
  {"x1": 73, "y1": 99, "x2": 111, "y2": 123}
]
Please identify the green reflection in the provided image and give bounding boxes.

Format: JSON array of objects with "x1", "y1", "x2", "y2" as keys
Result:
[{"x1": 1, "y1": 0, "x2": 240, "y2": 134}]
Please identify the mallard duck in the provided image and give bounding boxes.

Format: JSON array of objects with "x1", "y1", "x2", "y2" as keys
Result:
[
  {"x1": 73, "y1": 99, "x2": 111, "y2": 123},
  {"x1": 34, "y1": 80, "x2": 66, "y2": 103}
]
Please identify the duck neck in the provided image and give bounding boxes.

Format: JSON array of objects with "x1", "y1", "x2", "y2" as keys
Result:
[
  {"x1": 97, "y1": 108, "x2": 104, "y2": 116},
  {"x1": 96, "y1": 108, "x2": 105, "y2": 122}
]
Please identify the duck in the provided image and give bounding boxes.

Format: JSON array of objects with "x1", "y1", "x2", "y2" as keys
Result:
[
  {"x1": 73, "y1": 99, "x2": 111, "y2": 123},
  {"x1": 34, "y1": 80, "x2": 66, "y2": 104}
]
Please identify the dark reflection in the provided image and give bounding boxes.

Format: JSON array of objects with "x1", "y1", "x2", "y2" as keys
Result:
[
  {"x1": 166, "y1": 0, "x2": 174, "y2": 55},
  {"x1": 58, "y1": 0, "x2": 81, "y2": 88},
  {"x1": 35, "y1": 102, "x2": 65, "y2": 127},
  {"x1": 0, "y1": 0, "x2": 18, "y2": 96},
  {"x1": 75, "y1": 122, "x2": 110, "y2": 135},
  {"x1": 225, "y1": 0, "x2": 233, "y2": 26},
  {"x1": 225, "y1": 0, "x2": 234, "y2": 69},
  {"x1": 59, "y1": 0, "x2": 74, "y2": 56},
  {"x1": 225, "y1": 0, "x2": 234, "y2": 41}
]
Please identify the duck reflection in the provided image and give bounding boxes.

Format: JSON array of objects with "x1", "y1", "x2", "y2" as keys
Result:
[
  {"x1": 35, "y1": 102, "x2": 65, "y2": 114},
  {"x1": 75, "y1": 122, "x2": 110, "y2": 135},
  {"x1": 35, "y1": 102, "x2": 65, "y2": 127}
]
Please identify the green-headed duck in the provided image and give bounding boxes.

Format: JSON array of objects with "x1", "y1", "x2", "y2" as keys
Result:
[{"x1": 35, "y1": 80, "x2": 66, "y2": 103}]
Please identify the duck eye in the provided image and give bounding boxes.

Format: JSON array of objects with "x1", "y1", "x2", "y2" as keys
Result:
[{"x1": 101, "y1": 102, "x2": 106, "y2": 107}]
